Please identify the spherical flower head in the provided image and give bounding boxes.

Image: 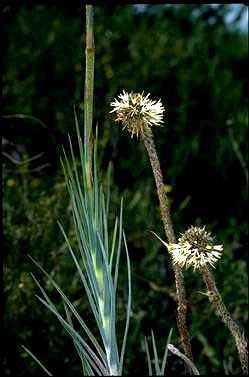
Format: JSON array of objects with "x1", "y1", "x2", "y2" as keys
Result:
[
  {"x1": 110, "y1": 90, "x2": 165, "y2": 138},
  {"x1": 167, "y1": 226, "x2": 224, "y2": 271}
]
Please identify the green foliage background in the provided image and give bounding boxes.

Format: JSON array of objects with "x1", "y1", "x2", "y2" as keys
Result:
[{"x1": 3, "y1": 4, "x2": 248, "y2": 375}]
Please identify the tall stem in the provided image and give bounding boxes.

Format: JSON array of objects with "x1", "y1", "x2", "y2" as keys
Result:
[
  {"x1": 84, "y1": 5, "x2": 95, "y2": 190},
  {"x1": 203, "y1": 268, "x2": 248, "y2": 375},
  {"x1": 141, "y1": 128, "x2": 193, "y2": 362}
]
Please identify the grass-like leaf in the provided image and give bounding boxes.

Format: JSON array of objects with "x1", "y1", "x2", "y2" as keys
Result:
[
  {"x1": 119, "y1": 231, "x2": 132, "y2": 374},
  {"x1": 27, "y1": 112, "x2": 132, "y2": 375},
  {"x1": 63, "y1": 302, "x2": 94, "y2": 376},
  {"x1": 160, "y1": 328, "x2": 173, "y2": 374},
  {"x1": 144, "y1": 329, "x2": 172, "y2": 376},
  {"x1": 21, "y1": 345, "x2": 53, "y2": 376}
]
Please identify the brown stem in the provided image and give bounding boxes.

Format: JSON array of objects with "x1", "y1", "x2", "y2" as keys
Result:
[
  {"x1": 84, "y1": 5, "x2": 95, "y2": 191},
  {"x1": 203, "y1": 268, "x2": 248, "y2": 375},
  {"x1": 141, "y1": 127, "x2": 193, "y2": 362}
]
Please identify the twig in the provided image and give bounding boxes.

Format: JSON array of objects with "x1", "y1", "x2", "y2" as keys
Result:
[
  {"x1": 29, "y1": 163, "x2": 51, "y2": 172},
  {"x1": 2, "y1": 152, "x2": 44, "y2": 165},
  {"x1": 168, "y1": 344, "x2": 200, "y2": 375},
  {"x1": 2, "y1": 114, "x2": 48, "y2": 129}
]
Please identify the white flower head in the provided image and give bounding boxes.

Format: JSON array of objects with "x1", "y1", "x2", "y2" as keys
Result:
[
  {"x1": 110, "y1": 90, "x2": 165, "y2": 138},
  {"x1": 152, "y1": 226, "x2": 223, "y2": 272},
  {"x1": 168, "y1": 226, "x2": 224, "y2": 271}
]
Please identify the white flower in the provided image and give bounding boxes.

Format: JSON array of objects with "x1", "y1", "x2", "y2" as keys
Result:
[
  {"x1": 152, "y1": 226, "x2": 223, "y2": 271},
  {"x1": 110, "y1": 90, "x2": 165, "y2": 138}
]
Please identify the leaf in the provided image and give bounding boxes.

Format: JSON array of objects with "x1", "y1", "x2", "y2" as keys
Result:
[{"x1": 21, "y1": 345, "x2": 53, "y2": 376}]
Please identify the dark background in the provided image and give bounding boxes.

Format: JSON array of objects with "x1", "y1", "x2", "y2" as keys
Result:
[{"x1": 3, "y1": 4, "x2": 248, "y2": 375}]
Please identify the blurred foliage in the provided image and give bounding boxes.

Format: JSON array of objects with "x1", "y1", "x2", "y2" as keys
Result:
[{"x1": 3, "y1": 4, "x2": 248, "y2": 375}]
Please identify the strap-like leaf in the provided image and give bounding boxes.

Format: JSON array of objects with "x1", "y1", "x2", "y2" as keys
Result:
[
  {"x1": 63, "y1": 302, "x2": 93, "y2": 376},
  {"x1": 160, "y1": 328, "x2": 173, "y2": 374},
  {"x1": 151, "y1": 330, "x2": 160, "y2": 375},
  {"x1": 36, "y1": 295, "x2": 108, "y2": 375},
  {"x1": 144, "y1": 337, "x2": 152, "y2": 376},
  {"x1": 119, "y1": 231, "x2": 132, "y2": 374},
  {"x1": 21, "y1": 345, "x2": 53, "y2": 376},
  {"x1": 29, "y1": 255, "x2": 106, "y2": 366}
]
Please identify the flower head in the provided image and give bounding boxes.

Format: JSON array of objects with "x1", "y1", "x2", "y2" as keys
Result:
[
  {"x1": 110, "y1": 90, "x2": 165, "y2": 138},
  {"x1": 168, "y1": 226, "x2": 223, "y2": 271},
  {"x1": 152, "y1": 226, "x2": 223, "y2": 271}
]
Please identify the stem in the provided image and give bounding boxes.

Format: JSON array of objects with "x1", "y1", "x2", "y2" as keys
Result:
[
  {"x1": 168, "y1": 344, "x2": 200, "y2": 375},
  {"x1": 203, "y1": 268, "x2": 248, "y2": 375},
  {"x1": 141, "y1": 127, "x2": 193, "y2": 362},
  {"x1": 84, "y1": 5, "x2": 95, "y2": 190}
]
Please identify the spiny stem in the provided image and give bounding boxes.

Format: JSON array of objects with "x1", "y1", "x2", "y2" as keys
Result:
[
  {"x1": 203, "y1": 268, "x2": 248, "y2": 375},
  {"x1": 84, "y1": 5, "x2": 95, "y2": 191},
  {"x1": 141, "y1": 127, "x2": 193, "y2": 362}
]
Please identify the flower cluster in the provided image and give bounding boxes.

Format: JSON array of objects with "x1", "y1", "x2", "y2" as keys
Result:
[
  {"x1": 168, "y1": 226, "x2": 223, "y2": 271},
  {"x1": 153, "y1": 226, "x2": 223, "y2": 271},
  {"x1": 110, "y1": 90, "x2": 165, "y2": 138}
]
